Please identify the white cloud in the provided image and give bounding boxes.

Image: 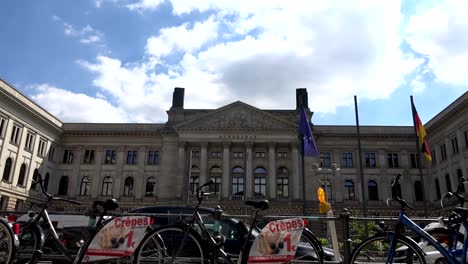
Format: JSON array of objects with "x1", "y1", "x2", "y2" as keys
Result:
[
  {"x1": 405, "y1": 0, "x2": 468, "y2": 86},
  {"x1": 30, "y1": 84, "x2": 128, "y2": 122},
  {"x1": 145, "y1": 16, "x2": 219, "y2": 58},
  {"x1": 126, "y1": 0, "x2": 165, "y2": 11},
  {"x1": 411, "y1": 77, "x2": 426, "y2": 93},
  {"x1": 54, "y1": 17, "x2": 104, "y2": 46}
]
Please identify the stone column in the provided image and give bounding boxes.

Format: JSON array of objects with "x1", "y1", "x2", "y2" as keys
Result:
[
  {"x1": 71, "y1": 147, "x2": 83, "y2": 198},
  {"x1": 268, "y1": 143, "x2": 276, "y2": 199},
  {"x1": 291, "y1": 143, "x2": 300, "y2": 199},
  {"x1": 135, "y1": 146, "x2": 146, "y2": 199},
  {"x1": 245, "y1": 142, "x2": 253, "y2": 198},
  {"x1": 222, "y1": 142, "x2": 231, "y2": 198},
  {"x1": 113, "y1": 146, "x2": 125, "y2": 198},
  {"x1": 91, "y1": 146, "x2": 103, "y2": 198},
  {"x1": 177, "y1": 141, "x2": 187, "y2": 199},
  {"x1": 200, "y1": 142, "x2": 208, "y2": 184}
]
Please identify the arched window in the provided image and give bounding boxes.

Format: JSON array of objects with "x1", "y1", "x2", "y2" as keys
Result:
[
  {"x1": 344, "y1": 180, "x2": 355, "y2": 200},
  {"x1": 231, "y1": 166, "x2": 245, "y2": 197},
  {"x1": 102, "y1": 176, "x2": 112, "y2": 196},
  {"x1": 2, "y1": 157, "x2": 12, "y2": 182},
  {"x1": 209, "y1": 166, "x2": 222, "y2": 195},
  {"x1": 445, "y1": 174, "x2": 452, "y2": 192},
  {"x1": 276, "y1": 167, "x2": 289, "y2": 198},
  {"x1": 457, "y1": 169, "x2": 465, "y2": 192},
  {"x1": 123, "y1": 177, "x2": 134, "y2": 196},
  {"x1": 145, "y1": 177, "x2": 156, "y2": 197},
  {"x1": 17, "y1": 163, "x2": 27, "y2": 186},
  {"x1": 435, "y1": 178, "x2": 441, "y2": 200},
  {"x1": 190, "y1": 166, "x2": 200, "y2": 194},
  {"x1": 414, "y1": 181, "x2": 423, "y2": 201},
  {"x1": 58, "y1": 176, "x2": 69, "y2": 196},
  {"x1": 368, "y1": 180, "x2": 379, "y2": 200},
  {"x1": 254, "y1": 167, "x2": 267, "y2": 198},
  {"x1": 30, "y1": 169, "x2": 39, "y2": 190},
  {"x1": 44, "y1": 173, "x2": 50, "y2": 191},
  {"x1": 80, "y1": 176, "x2": 90, "y2": 196}
]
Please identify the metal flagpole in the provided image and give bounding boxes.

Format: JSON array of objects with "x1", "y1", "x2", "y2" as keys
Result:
[{"x1": 354, "y1": 96, "x2": 367, "y2": 217}]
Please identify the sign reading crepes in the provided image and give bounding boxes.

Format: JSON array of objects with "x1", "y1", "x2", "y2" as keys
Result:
[
  {"x1": 247, "y1": 218, "x2": 304, "y2": 264},
  {"x1": 84, "y1": 216, "x2": 153, "y2": 262}
]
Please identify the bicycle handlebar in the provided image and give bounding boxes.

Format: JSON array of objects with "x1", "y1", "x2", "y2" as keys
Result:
[
  {"x1": 33, "y1": 173, "x2": 82, "y2": 205},
  {"x1": 440, "y1": 177, "x2": 466, "y2": 208}
]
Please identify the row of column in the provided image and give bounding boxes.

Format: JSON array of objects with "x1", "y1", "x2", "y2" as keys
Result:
[{"x1": 177, "y1": 141, "x2": 301, "y2": 200}]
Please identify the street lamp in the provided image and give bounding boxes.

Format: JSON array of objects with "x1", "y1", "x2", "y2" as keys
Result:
[{"x1": 313, "y1": 163, "x2": 340, "y2": 201}]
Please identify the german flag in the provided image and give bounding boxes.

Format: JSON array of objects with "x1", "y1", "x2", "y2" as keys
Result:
[{"x1": 411, "y1": 100, "x2": 432, "y2": 162}]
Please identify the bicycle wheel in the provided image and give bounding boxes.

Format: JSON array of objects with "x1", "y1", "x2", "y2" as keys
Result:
[
  {"x1": 350, "y1": 234, "x2": 426, "y2": 264},
  {"x1": 136, "y1": 225, "x2": 205, "y2": 264},
  {"x1": 134, "y1": 229, "x2": 165, "y2": 264},
  {"x1": 0, "y1": 220, "x2": 15, "y2": 264},
  {"x1": 292, "y1": 230, "x2": 324, "y2": 264},
  {"x1": 15, "y1": 226, "x2": 41, "y2": 264}
]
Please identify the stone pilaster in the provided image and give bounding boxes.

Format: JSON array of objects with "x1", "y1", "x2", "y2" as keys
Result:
[
  {"x1": 222, "y1": 142, "x2": 230, "y2": 198},
  {"x1": 291, "y1": 143, "x2": 300, "y2": 199},
  {"x1": 268, "y1": 143, "x2": 276, "y2": 199},
  {"x1": 245, "y1": 142, "x2": 253, "y2": 198},
  {"x1": 177, "y1": 141, "x2": 186, "y2": 199},
  {"x1": 200, "y1": 142, "x2": 208, "y2": 184}
]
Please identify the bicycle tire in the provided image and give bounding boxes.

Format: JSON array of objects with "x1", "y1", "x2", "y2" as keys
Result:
[
  {"x1": 135, "y1": 225, "x2": 206, "y2": 264},
  {"x1": 291, "y1": 229, "x2": 324, "y2": 264},
  {"x1": 350, "y1": 234, "x2": 426, "y2": 264},
  {"x1": 0, "y1": 219, "x2": 15, "y2": 264},
  {"x1": 15, "y1": 225, "x2": 42, "y2": 264}
]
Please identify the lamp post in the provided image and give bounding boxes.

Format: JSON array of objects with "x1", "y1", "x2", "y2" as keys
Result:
[{"x1": 314, "y1": 163, "x2": 340, "y2": 202}]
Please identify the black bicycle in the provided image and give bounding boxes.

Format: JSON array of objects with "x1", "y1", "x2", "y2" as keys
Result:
[
  {"x1": 14, "y1": 173, "x2": 164, "y2": 264},
  {"x1": 134, "y1": 180, "x2": 325, "y2": 263}
]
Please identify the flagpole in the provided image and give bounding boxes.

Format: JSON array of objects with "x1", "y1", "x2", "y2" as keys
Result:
[
  {"x1": 301, "y1": 133, "x2": 307, "y2": 216},
  {"x1": 410, "y1": 96, "x2": 427, "y2": 215},
  {"x1": 354, "y1": 96, "x2": 367, "y2": 217}
]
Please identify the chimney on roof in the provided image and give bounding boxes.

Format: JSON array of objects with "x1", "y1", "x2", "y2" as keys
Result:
[
  {"x1": 296, "y1": 88, "x2": 308, "y2": 109},
  {"x1": 171, "y1": 87, "x2": 185, "y2": 109}
]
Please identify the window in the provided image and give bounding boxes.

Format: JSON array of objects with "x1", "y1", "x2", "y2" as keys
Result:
[
  {"x1": 414, "y1": 181, "x2": 423, "y2": 201},
  {"x1": 387, "y1": 153, "x2": 399, "y2": 168},
  {"x1": 277, "y1": 152, "x2": 288, "y2": 158},
  {"x1": 255, "y1": 152, "x2": 265, "y2": 158},
  {"x1": 148, "y1": 150, "x2": 160, "y2": 165},
  {"x1": 465, "y1": 130, "x2": 468, "y2": 148},
  {"x1": 364, "y1": 152, "x2": 377, "y2": 168},
  {"x1": 344, "y1": 180, "x2": 355, "y2": 200},
  {"x1": 48, "y1": 146, "x2": 55, "y2": 161},
  {"x1": 37, "y1": 139, "x2": 47, "y2": 157},
  {"x1": 62, "y1": 149, "x2": 74, "y2": 164},
  {"x1": 319, "y1": 152, "x2": 331, "y2": 168},
  {"x1": 232, "y1": 167, "x2": 245, "y2": 196},
  {"x1": 123, "y1": 177, "x2": 134, "y2": 196},
  {"x1": 104, "y1": 150, "x2": 116, "y2": 164},
  {"x1": 209, "y1": 166, "x2": 222, "y2": 195},
  {"x1": 145, "y1": 177, "x2": 156, "y2": 197},
  {"x1": 451, "y1": 137, "x2": 459, "y2": 154},
  {"x1": 192, "y1": 151, "x2": 200, "y2": 158},
  {"x1": 58, "y1": 176, "x2": 69, "y2": 196},
  {"x1": 25, "y1": 132, "x2": 34, "y2": 151},
  {"x1": 44, "y1": 173, "x2": 50, "y2": 191},
  {"x1": 441, "y1": 144, "x2": 447, "y2": 160},
  {"x1": 126, "y1": 150, "x2": 138, "y2": 164},
  {"x1": 435, "y1": 178, "x2": 441, "y2": 200},
  {"x1": 210, "y1": 151, "x2": 222, "y2": 158},
  {"x1": 233, "y1": 152, "x2": 244, "y2": 158},
  {"x1": 0, "y1": 116, "x2": 6, "y2": 137},
  {"x1": 445, "y1": 174, "x2": 452, "y2": 192},
  {"x1": 341, "y1": 152, "x2": 353, "y2": 168},
  {"x1": 80, "y1": 177, "x2": 90, "y2": 196},
  {"x1": 2, "y1": 157, "x2": 12, "y2": 182},
  {"x1": 431, "y1": 150, "x2": 437, "y2": 166},
  {"x1": 83, "y1": 150, "x2": 95, "y2": 164},
  {"x1": 410, "y1": 153, "x2": 420, "y2": 169},
  {"x1": 276, "y1": 167, "x2": 289, "y2": 198},
  {"x1": 102, "y1": 177, "x2": 113, "y2": 196},
  {"x1": 254, "y1": 167, "x2": 267, "y2": 198},
  {"x1": 190, "y1": 166, "x2": 200, "y2": 194},
  {"x1": 17, "y1": 163, "x2": 27, "y2": 186},
  {"x1": 10, "y1": 124, "x2": 21, "y2": 145},
  {"x1": 457, "y1": 169, "x2": 465, "y2": 192},
  {"x1": 30, "y1": 169, "x2": 39, "y2": 190},
  {"x1": 368, "y1": 180, "x2": 379, "y2": 200}
]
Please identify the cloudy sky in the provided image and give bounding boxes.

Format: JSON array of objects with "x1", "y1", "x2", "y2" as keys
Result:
[{"x1": 1, "y1": 0, "x2": 467, "y2": 125}]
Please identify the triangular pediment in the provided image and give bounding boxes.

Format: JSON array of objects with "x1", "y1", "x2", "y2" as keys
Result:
[{"x1": 176, "y1": 101, "x2": 297, "y2": 132}]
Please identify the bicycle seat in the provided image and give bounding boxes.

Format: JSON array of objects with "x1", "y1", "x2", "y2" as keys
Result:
[
  {"x1": 245, "y1": 200, "x2": 269, "y2": 210},
  {"x1": 94, "y1": 199, "x2": 120, "y2": 211}
]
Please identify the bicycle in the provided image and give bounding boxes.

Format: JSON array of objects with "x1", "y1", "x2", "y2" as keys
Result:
[
  {"x1": 14, "y1": 173, "x2": 164, "y2": 264},
  {"x1": 134, "y1": 180, "x2": 325, "y2": 264},
  {"x1": 350, "y1": 173, "x2": 468, "y2": 264},
  {"x1": 0, "y1": 212, "x2": 19, "y2": 264}
]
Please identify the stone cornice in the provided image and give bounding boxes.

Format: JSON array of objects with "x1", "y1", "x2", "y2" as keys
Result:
[
  {"x1": 62, "y1": 123, "x2": 167, "y2": 136},
  {"x1": 313, "y1": 125, "x2": 414, "y2": 137},
  {"x1": 425, "y1": 92, "x2": 468, "y2": 134}
]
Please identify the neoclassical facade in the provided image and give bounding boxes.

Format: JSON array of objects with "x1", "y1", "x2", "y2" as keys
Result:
[{"x1": 0, "y1": 78, "x2": 467, "y2": 216}]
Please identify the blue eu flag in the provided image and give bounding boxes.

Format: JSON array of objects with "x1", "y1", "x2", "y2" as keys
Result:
[{"x1": 299, "y1": 106, "x2": 319, "y2": 157}]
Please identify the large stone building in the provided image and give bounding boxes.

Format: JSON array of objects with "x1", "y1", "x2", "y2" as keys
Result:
[{"x1": 0, "y1": 78, "x2": 467, "y2": 215}]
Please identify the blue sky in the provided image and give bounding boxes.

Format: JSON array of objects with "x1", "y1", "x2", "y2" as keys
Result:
[{"x1": 1, "y1": 0, "x2": 466, "y2": 125}]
